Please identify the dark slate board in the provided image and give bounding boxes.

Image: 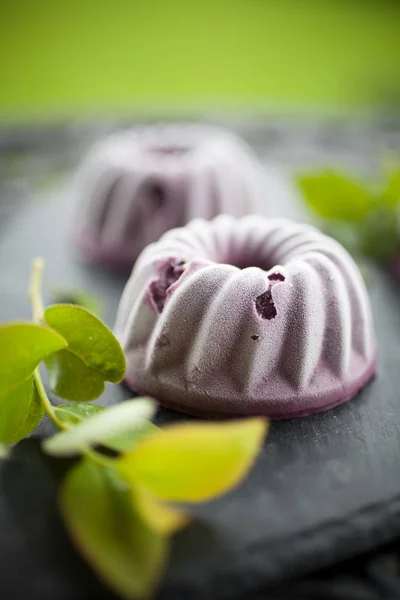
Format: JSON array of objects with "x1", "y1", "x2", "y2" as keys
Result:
[{"x1": 1, "y1": 124, "x2": 400, "y2": 600}]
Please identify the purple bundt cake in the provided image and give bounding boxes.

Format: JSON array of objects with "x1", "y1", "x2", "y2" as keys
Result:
[
  {"x1": 114, "y1": 215, "x2": 376, "y2": 419},
  {"x1": 73, "y1": 125, "x2": 263, "y2": 269}
]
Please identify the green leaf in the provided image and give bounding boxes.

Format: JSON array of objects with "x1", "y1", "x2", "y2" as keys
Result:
[
  {"x1": 105, "y1": 420, "x2": 159, "y2": 453},
  {"x1": 358, "y1": 206, "x2": 399, "y2": 260},
  {"x1": 133, "y1": 484, "x2": 189, "y2": 535},
  {"x1": 61, "y1": 460, "x2": 167, "y2": 600},
  {"x1": 0, "y1": 378, "x2": 44, "y2": 443},
  {"x1": 55, "y1": 402, "x2": 106, "y2": 426},
  {"x1": 0, "y1": 323, "x2": 67, "y2": 399},
  {"x1": 43, "y1": 304, "x2": 126, "y2": 401},
  {"x1": 117, "y1": 418, "x2": 268, "y2": 503},
  {"x1": 45, "y1": 351, "x2": 108, "y2": 402},
  {"x1": 322, "y1": 221, "x2": 363, "y2": 256},
  {"x1": 297, "y1": 170, "x2": 375, "y2": 221},
  {"x1": 50, "y1": 287, "x2": 103, "y2": 317},
  {"x1": 43, "y1": 398, "x2": 156, "y2": 456},
  {"x1": 383, "y1": 169, "x2": 400, "y2": 207},
  {"x1": 54, "y1": 401, "x2": 159, "y2": 452},
  {"x1": 0, "y1": 323, "x2": 65, "y2": 443}
]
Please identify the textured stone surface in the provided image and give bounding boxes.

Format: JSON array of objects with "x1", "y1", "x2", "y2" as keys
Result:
[{"x1": 0, "y1": 120, "x2": 400, "y2": 599}]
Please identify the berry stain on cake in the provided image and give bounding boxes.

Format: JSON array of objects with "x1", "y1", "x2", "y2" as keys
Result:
[
  {"x1": 148, "y1": 258, "x2": 186, "y2": 313},
  {"x1": 115, "y1": 215, "x2": 376, "y2": 419},
  {"x1": 255, "y1": 273, "x2": 286, "y2": 320}
]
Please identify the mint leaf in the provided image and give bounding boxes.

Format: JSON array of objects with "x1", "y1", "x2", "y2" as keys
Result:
[
  {"x1": 0, "y1": 323, "x2": 67, "y2": 398},
  {"x1": 61, "y1": 460, "x2": 167, "y2": 600},
  {"x1": 297, "y1": 170, "x2": 375, "y2": 221},
  {"x1": 43, "y1": 305, "x2": 126, "y2": 401},
  {"x1": 43, "y1": 398, "x2": 156, "y2": 457},
  {"x1": 0, "y1": 378, "x2": 44, "y2": 443},
  {"x1": 55, "y1": 402, "x2": 106, "y2": 426}
]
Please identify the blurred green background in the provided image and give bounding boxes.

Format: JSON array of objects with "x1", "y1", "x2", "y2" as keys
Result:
[{"x1": 1, "y1": 0, "x2": 400, "y2": 121}]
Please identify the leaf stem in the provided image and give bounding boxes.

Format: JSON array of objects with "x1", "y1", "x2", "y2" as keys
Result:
[
  {"x1": 33, "y1": 367, "x2": 68, "y2": 431},
  {"x1": 29, "y1": 258, "x2": 67, "y2": 431},
  {"x1": 28, "y1": 259, "x2": 115, "y2": 467},
  {"x1": 29, "y1": 257, "x2": 45, "y2": 323}
]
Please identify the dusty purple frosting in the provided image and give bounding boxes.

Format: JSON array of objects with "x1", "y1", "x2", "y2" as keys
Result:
[
  {"x1": 114, "y1": 215, "x2": 376, "y2": 419},
  {"x1": 73, "y1": 124, "x2": 263, "y2": 270}
]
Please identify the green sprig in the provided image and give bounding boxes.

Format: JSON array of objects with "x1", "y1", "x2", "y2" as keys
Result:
[
  {"x1": 0, "y1": 258, "x2": 268, "y2": 600},
  {"x1": 296, "y1": 165, "x2": 400, "y2": 265}
]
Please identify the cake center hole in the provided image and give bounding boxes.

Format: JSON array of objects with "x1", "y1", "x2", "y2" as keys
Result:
[{"x1": 227, "y1": 249, "x2": 279, "y2": 272}]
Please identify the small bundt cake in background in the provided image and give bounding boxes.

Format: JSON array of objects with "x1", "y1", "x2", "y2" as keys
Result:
[
  {"x1": 114, "y1": 215, "x2": 376, "y2": 419},
  {"x1": 73, "y1": 124, "x2": 264, "y2": 269}
]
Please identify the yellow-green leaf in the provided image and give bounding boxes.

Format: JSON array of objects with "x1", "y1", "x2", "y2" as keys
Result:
[
  {"x1": 61, "y1": 460, "x2": 167, "y2": 600},
  {"x1": 43, "y1": 398, "x2": 156, "y2": 457},
  {"x1": 358, "y1": 205, "x2": 399, "y2": 260},
  {"x1": 46, "y1": 351, "x2": 107, "y2": 402},
  {"x1": 54, "y1": 401, "x2": 159, "y2": 453},
  {"x1": 297, "y1": 170, "x2": 375, "y2": 221},
  {"x1": 105, "y1": 420, "x2": 159, "y2": 453},
  {"x1": 133, "y1": 485, "x2": 189, "y2": 535},
  {"x1": 117, "y1": 418, "x2": 268, "y2": 503},
  {"x1": 0, "y1": 378, "x2": 44, "y2": 443},
  {"x1": 0, "y1": 322, "x2": 67, "y2": 398},
  {"x1": 44, "y1": 304, "x2": 126, "y2": 402},
  {"x1": 383, "y1": 169, "x2": 400, "y2": 207},
  {"x1": 55, "y1": 402, "x2": 106, "y2": 426}
]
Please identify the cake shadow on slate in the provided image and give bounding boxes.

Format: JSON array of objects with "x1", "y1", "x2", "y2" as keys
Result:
[
  {"x1": 73, "y1": 124, "x2": 264, "y2": 270},
  {"x1": 114, "y1": 215, "x2": 376, "y2": 419}
]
